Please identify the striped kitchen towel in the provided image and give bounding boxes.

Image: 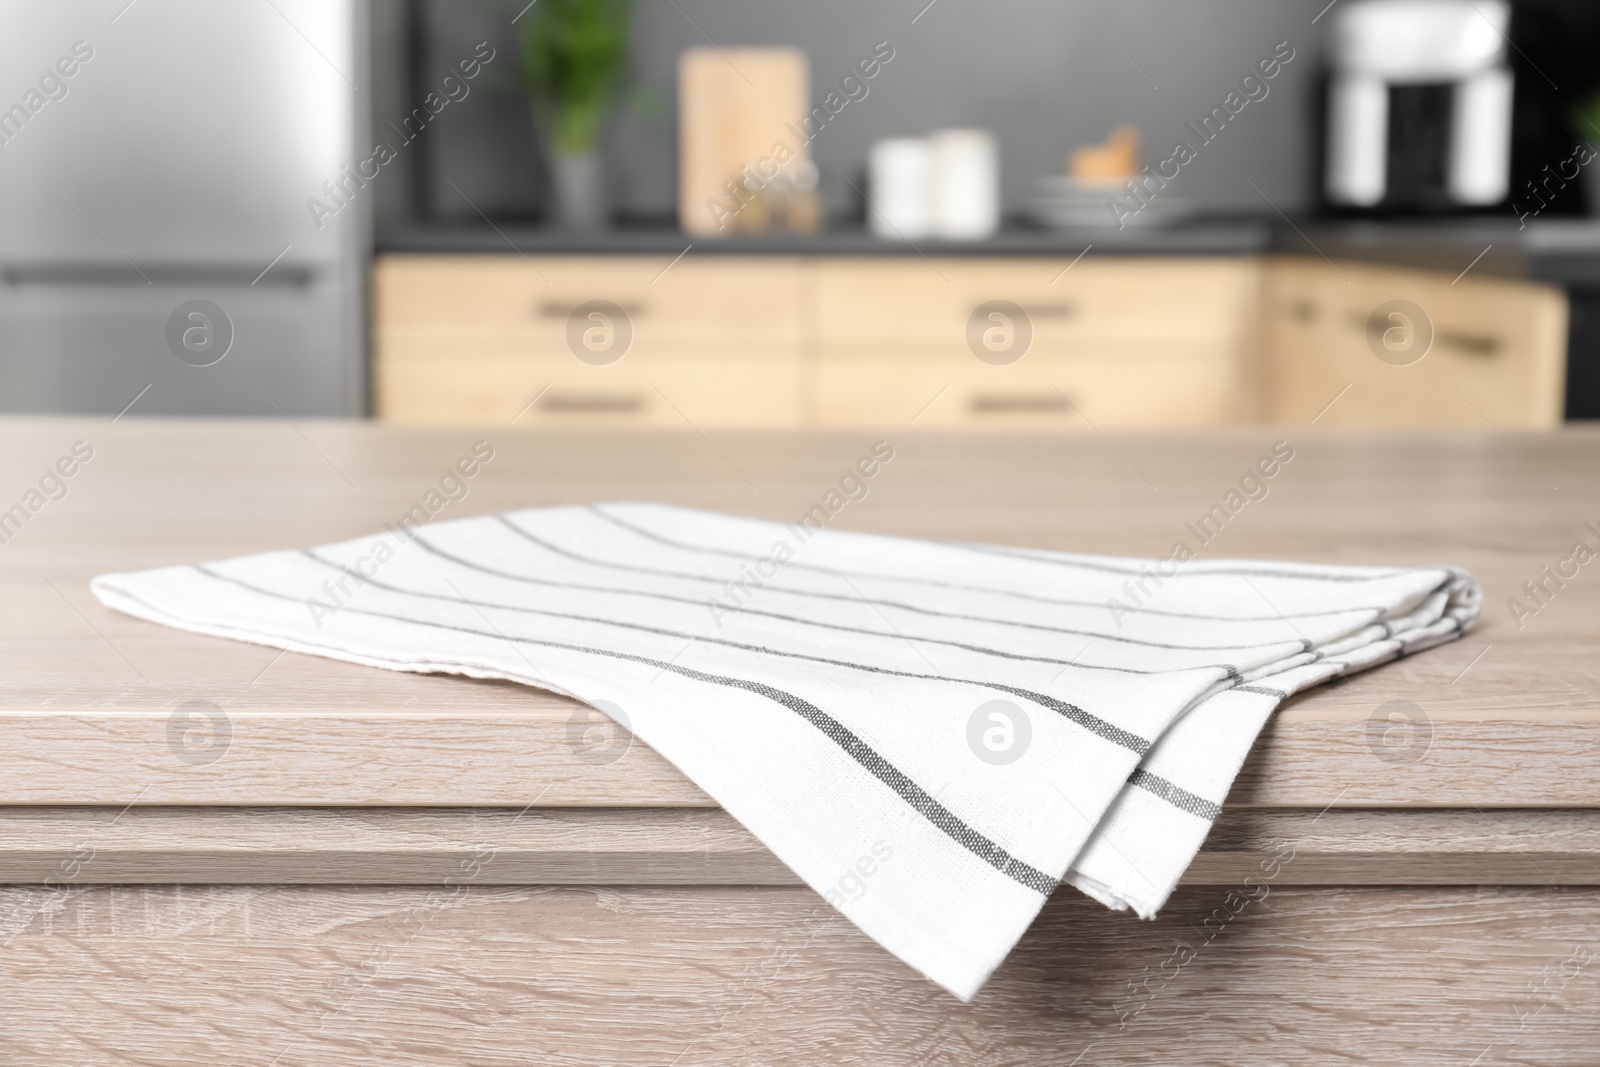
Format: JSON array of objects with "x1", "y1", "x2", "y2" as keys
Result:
[{"x1": 91, "y1": 503, "x2": 1480, "y2": 1000}]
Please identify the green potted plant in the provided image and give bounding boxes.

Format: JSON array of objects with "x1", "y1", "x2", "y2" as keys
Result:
[
  {"x1": 1574, "y1": 91, "x2": 1600, "y2": 217},
  {"x1": 520, "y1": 0, "x2": 635, "y2": 229}
]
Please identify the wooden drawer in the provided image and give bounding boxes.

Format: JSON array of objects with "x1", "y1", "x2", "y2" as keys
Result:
[
  {"x1": 815, "y1": 350, "x2": 1242, "y2": 430},
  {"x1": 1261, "y1": 256, "x2": 1567, "y2": 428},
  {"x1": 374, "y1": 254, "x2": 803, "y2": 356},
  {"x1": 812, "y1": 257, "x2": 1259, "y2": 354},
  {"x1": 377, "y1": 351, "x2": 801, "y2": 429}
]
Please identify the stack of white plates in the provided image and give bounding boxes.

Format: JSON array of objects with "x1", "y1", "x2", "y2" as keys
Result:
[{"x1": 1029, "y1": 176, "x2": 1193, "y2": 229}]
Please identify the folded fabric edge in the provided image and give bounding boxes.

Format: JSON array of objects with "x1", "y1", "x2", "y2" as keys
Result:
[{"x1": 1060, "y1": 576, "x2": 1481, "y2": 921}]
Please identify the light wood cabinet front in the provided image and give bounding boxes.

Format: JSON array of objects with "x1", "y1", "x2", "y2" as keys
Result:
[
  {"x1": 378, "y1": 349, "x2": 803, "y2": 430},
  {"x1": 373, "y1": 252, "x2": 1568, "y2": 431},
  {"x1": 375, "y1": 254, "x2": 803, "y2": 354},
  {"x1": 808, "y1": 257, "x2": 1257, "y2": 430},
  {"x1": 1260, "y1": 256, "x2": 1567, "y2": 428},
  {"x1": 374, "y1": 255, "x2": 804, "y2": 429},
  {"x1": 815, "y1": 350, "x2": 1243, "y2": 431},
  {"x1": 812, "y1": 257, "x2": 1259, "y2": 352}
]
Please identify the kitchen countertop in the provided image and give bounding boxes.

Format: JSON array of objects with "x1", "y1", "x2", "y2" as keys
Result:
[
  {"x1": 377, "y1": 215, "x2": 1600, "y2": 282},
  {"x1": 5, "y1": 419, "x2": 1600, "y2": 1067},
  {"x1": 1284, "y1": 217, "x2": 1600, "y2": 286},
  {"x1": 377, "y1": 218, "x2": 1274, "y2": 258},
  {"x1": 2, "y1": 419, "x2": 1597, "y2": 840}
]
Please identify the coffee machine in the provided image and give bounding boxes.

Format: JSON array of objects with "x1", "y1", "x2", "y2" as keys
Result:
[{"x1": 1324, "y1": 0, "x2": 1513, "y2": 212}]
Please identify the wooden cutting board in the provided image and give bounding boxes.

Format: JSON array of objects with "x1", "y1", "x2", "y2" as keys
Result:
[{"x1": 678, "y1": 47, "x2": 809, "y2": 236}]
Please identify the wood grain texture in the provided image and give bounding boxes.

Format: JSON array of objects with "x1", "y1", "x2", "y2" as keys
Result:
[
  {"x1": 4, "y1": 703, "x2": 1598, "y2": 808},
  {"x1": 2, "y1": 421, "x2": 1597, "y2": 808},
  {"x1": 2, "y1": 882, "x2": 1598, "y2": 1065},
  {"x1": 1, "y1": 806, "x2": 1597, "y2": 887}
]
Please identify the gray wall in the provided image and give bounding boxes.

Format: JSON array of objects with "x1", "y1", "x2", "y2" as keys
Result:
[{"x1": 379, "y1": 0, "x2": 1329, "y2": 226}]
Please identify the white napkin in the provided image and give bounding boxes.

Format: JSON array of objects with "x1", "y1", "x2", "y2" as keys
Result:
[{"x1": 91, "y1": 503, "x2": 1480, "y2": 1000}]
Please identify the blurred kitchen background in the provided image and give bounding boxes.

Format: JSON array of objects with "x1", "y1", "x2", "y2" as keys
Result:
[{"x1": 3, "y1": 0, "x2": 1599, "y2": 427}]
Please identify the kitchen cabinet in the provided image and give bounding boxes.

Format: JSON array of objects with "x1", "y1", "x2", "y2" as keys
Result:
[
  {"x1": 374, "y1": 254, "x2": 1257, "y2": 430},
  {"x1": 811, "y1": 257, "x2": 1257, "y2": 429},
  {"x1": 1260, "y1": 255, "x2": 1567, "y2": 428},
  {"x1": 812, "y1": 351, "x2": 1241, "y2": 429},
  {"x1": 374, "y1": 255, "x2": 804, "y2": 428},
  {"x1": 372, "y1": 251, "x2": 1567, "y2": 430},
  {"x1": 810, "y1": 258, "x2": 1256, "y2": 349}
]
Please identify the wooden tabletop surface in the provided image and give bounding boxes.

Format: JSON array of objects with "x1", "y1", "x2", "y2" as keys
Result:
[{"x1": 2, "y1": 418, "x2": 1597, "y2": 809}]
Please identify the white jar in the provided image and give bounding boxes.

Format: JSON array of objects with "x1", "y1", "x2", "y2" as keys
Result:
[
  {"x1": 868, "y1": 137, "x2": 935, "y2": 239},
  {"x1": 929, "y1": 128, "x2": 1000, "y2": 239}
]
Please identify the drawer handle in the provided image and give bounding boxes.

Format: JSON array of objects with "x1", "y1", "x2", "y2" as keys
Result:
[
  {"x1": 1283, "y1": 299, "x2": 1319, "y2": 323},
  {"x1": 969, "y1": 393, "x2": 1072, "y2": 414},
  {"x1": 535, "y1": 300, "x2": 647, "y2": 319},
  {"x1": 539, "y1": 392, "x2": 647, "y2": 414},
  {"x1": 969, "y1": 302, "x2": 1075, "y2": 322},
  {"x1": 1341, "y1": 312, "x2": 1501, "y2": 356},
  {"x1": 1438, "y1": 330, "x2": 1503, "y2": 356}
]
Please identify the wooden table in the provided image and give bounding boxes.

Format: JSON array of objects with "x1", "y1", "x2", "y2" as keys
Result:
[{"x1": 2, "y1": 419, "x2": 1598, "y2": 1065}]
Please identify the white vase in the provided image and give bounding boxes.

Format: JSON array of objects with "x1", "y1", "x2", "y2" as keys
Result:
[{"x1": 550, "y1": 152, "x2": 607, "y2": 230}]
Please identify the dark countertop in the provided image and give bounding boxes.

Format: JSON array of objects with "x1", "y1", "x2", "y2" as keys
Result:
[
  {"x1": 377, "y1": 215, "x2": 1600, "y2": 286},
  {"x1": 1280, "y1": 218, "x2": 1600, "y2": 286},
  {"x1": 377, "y1": 218, "x2": 1273, "y2": 258}
]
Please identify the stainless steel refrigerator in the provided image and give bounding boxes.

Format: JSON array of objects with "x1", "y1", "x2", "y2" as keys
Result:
[{"x1": 0, "y1": 0, "x2": 368, "y2": 417}]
